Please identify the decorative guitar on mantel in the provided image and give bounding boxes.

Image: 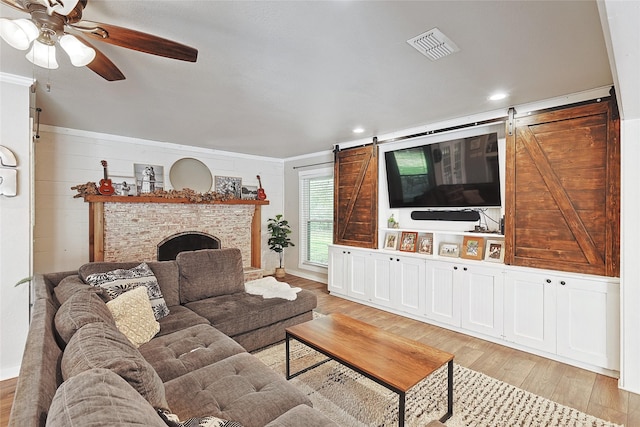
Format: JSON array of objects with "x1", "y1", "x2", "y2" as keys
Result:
[
  {"x1": 256, "y1": 175, "x2": 267, "y2": 200},
  {"x1": 98, "y1": 160, "x2": 115, "y2": 196}
]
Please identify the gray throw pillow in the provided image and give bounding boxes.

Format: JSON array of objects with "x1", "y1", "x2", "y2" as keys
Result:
[
  {"x1": 55, "y1": 290, "x2": 116, "y2": 344},
  {"x1": 85, "y1": 262, "x2": 170, "y2": 320},
  {"x1": 61, "y1": 322, "x2": 169, "y2": 411},
  {"x1": 47, "y1": 368, "x2": 167, "y2": 426}
]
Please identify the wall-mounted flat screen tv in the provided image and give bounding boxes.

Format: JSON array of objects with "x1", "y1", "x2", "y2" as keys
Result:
[{"x1": 384, "y1": 132, "x2": 501, "y2": 208}]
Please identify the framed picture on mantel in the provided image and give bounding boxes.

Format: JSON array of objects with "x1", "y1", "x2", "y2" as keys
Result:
[{"x1": 134, "y1": 164, "x2": 164, "y2": 194}]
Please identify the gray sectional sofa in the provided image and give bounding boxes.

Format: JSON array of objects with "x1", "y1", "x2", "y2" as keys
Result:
[{"x1": 9, "y1": 248, "x2": 336, "y2": 427}]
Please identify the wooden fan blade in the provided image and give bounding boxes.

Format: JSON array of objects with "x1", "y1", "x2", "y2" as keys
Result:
[
  {"x1": 0, "y1": 0, "x2": 27, "y2": 12},
  {"x1": 71, "y1": 21, "x2": 198, "y2": 62},
  {"x1": 77, "y1": 36, "x2": 125, "y2": 81}
]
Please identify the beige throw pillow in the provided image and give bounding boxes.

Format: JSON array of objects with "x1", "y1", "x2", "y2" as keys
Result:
[{"x1": 107, "y1": 286, "x2": 160, "y2": 347}]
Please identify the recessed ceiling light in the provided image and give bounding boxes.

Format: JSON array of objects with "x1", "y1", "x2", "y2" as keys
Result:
[
  {"x1": 489, "y1": 92, "x2": 507, "y2": 101},
  {"x1": 353, "y1": 127, "x2": 365, "y2": 134}
]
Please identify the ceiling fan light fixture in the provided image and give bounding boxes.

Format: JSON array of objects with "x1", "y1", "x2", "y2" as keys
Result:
[
  {"x1": 60, "y1": 34, "x2": 95, "y2": 66},
  {"x1": 26, "y1": 39, "x2": 59, "y2": 69},
  {"x1": 0, "y1": 18, "x2": 39, "y2": 50}
]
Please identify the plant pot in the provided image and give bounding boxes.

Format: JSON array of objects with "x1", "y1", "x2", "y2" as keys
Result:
[{"x1": 275, "y1": 267, "x2": 286, "y2": 278}]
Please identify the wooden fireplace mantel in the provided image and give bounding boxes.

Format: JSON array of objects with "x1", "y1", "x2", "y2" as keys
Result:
[{"x1": 84, "y1": 196, "x2": 269, "y2": 268}]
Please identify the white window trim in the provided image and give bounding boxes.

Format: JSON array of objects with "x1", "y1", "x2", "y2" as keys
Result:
[{"x1": 298, "y1": 166, "x2": 333, "y2": 273}]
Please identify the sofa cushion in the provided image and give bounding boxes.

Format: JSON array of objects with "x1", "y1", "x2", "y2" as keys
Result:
[
  {"x1": 53, "y1": 274, "x2": 108, "y2": 305},
  {"x1": 84, "y1": 262, "x2": 170, "y2": 320},
  {"x1": 54, "y1": 289, "x2": 116, "y2": 344},
  {"x1": 139, "y1": 324, "x2": 245, "y2": 382},
  {"x1": 264, "y1": 404, "x2": 338, "y2": 427},
  {"x1": 177, "y1": 249, "x2": 245, "y2": 303},
  {"x1": 164, "y1": 353, "x2": 311, "y2": 427},
  {"x1": 107, "y1": 286, "x2": 160, "y2": 347},
  {"x1": 61, "y1": 322, "x2": 169, "y2": 410},
  {"x1": 157, "y1": 305, "x2": 210, "y2": 337},
  {"x1": 46, "y1": 368, "x2": 167, "y2": 427},
  {"x1": 79, "y1": 260, "x2": 181, "y2": 307},
  {"x1": 184, "y1": 290, "x2": 317, "y2": 338}
]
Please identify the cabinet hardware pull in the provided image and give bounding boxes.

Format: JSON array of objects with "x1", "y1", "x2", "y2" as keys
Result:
[
  {"x1": 454, "y1": 266, "x2": 458, "y2": 270},
  {"x1": 463, "y1": 267, "x2": 468, "y2": 271},
  {"x1": 560, "y1": 281, "x2": 566, "y2": 285},
  {"x1": 546, "y1": 279, "x2": 552, "y2": 283}
]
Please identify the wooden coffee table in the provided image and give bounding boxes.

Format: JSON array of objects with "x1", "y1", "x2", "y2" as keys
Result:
[{"x1": 285, "y1": 313, "x2": 454, "y2": 426}]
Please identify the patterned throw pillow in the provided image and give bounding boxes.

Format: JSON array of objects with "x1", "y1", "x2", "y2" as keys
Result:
[
  {"x1": 158, "y1": 410, "x2": 244, "y2": 427},
  {"x1": 86, "y1": 262, "x2": 170, "y2": 320},
  {"x1": 107, "y1": 286, "x2": 160, "y2": 347}
]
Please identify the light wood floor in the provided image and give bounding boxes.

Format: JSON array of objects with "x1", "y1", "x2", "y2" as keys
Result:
[{"x1": 1, "y1": 273, "x2": 638, "y2": 426}]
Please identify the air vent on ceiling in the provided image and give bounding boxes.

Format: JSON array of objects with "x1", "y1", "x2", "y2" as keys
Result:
[{"x1": 407, "y1": 27, "x2": 460, "y2": 61}]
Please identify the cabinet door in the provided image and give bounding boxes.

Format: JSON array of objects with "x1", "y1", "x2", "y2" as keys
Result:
[
  {"x1": 396, "y1": 255, "x2": 426, "y2": 316},
  {"x1": 557, "y1": 278, "x2": 620, "y2": 370},
  {"x1": 369, "y1": 253, "x2": 395, "y2": 308},
  {"x1": 348, "y1": 249, "x2": 369, "y2": 300},
  {"x1": 461, "y1": 265, "x2": 504, "y2": 338},
  {"x1": 425, "y1": 261, "x2": 461, "y2": 327},
  {"x1": 328, "y1": 246, "x2": 348, "y2": 295},
  {"x1": 504, "y1": 271, "x2": 556, "y2": 353}
]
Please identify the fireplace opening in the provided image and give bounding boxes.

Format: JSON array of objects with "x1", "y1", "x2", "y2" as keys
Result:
[{"x1": 157, "y1": 232, "x2": 221, "y2": 261}]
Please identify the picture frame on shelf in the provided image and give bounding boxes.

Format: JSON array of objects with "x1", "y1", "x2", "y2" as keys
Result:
[
  {"x1": 399, "y1": 231, "x2": 418, "y2": 252},
  {"x1": 484, "y1": 239, "x2": 505, "y2": 263},
  {"x1": 383, "y1": 232, "x2": 399, "y2": 250},
  {"x1": 111, "y1": 175, "x2": 137, "y2": 196},
  {"x1": 461, "y1": 236, "x2": 485, "y2": 260},
  {"x1": 439, "y1": 242, "x2": 460, "y2": 258},
  {"x1": 417, "y1": 233, "x2": 434, "y2": 255},
  {"x1": 215, "y1": 176, "x2": 242, "y2": 199},
  {"x1": 134, "y1": 164, "x2": 164, "y2": 194},
  {"x1": 241, "y1": 185, "x2": 258, "y2": 200}
]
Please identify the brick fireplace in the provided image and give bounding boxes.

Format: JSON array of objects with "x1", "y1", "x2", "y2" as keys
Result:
[{"x1": 85, "y1": 196, "x2": 267, "y2": 279}]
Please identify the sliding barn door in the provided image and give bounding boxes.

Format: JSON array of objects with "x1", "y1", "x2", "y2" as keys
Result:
[
  {"x1": 334, "y1": 145, "x2": 378, "y2": 248},
  {"x1": 505, "y1": 99, "x2": 620, "y2": 277}
]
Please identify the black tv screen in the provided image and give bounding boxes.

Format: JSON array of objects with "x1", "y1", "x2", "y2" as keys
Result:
[{"x1": 384, "y1": 132, "x2": 501, "y2": 208}]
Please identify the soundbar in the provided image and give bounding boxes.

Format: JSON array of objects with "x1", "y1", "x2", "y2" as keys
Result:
[{"x1": 411, "y1": 210, "x2": 480, "y2": 222}]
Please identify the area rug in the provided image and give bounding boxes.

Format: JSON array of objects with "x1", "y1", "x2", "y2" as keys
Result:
[{"x1": 254, "y1": 340, "x2": 623, "y2": 427}]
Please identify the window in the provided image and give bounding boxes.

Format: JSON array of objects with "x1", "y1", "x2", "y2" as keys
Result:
[{"x1": 299, "y1": 168, "x2": 333, "y2": 269}]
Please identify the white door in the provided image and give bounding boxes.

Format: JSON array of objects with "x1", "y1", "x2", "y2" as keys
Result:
[
  {"x1": 348, "y1": 249, "x2": 369, "y2": 300},
  {"x1": 425, "y1": 261, "x2": 461, "y2": 327},
  {"x1": 556, "y1": 277, "x2": 620, "y2": 370},
  {"x1": 328, "y1": 246, "x2": 348, "y2": 296},
  {"x1": 461, "y1": 265, "x2": 504, "y2": 338},
  {"x1": 396, "y1": 255, "x2": 426, "y2": 316},
  {"x1": 504, "y1": 271, "x2": 556, "y2": 353},
  {"x1": 369, "y1": 253, "x2": 395, "y2": 308}
]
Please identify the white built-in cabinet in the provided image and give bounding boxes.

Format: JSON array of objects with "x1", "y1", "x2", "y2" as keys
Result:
[{"x1": 328, "y1": 244, "x2": 620, "y2": 375}]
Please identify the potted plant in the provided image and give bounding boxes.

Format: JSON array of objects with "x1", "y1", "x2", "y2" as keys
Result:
[{"x1": 267, "y1": 214, "x2": 295, "y2": 278}]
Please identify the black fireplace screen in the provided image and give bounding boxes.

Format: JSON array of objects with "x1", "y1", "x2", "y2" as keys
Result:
[{"x1": 157, "y1": 232, "x2": 220, "y2": 261}]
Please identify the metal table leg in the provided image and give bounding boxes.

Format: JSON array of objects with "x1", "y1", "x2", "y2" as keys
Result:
[{"x1": 439, "y1": 360, "x2": 454, "y2": 423}]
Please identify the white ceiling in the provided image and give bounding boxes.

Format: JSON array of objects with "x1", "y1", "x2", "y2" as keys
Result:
[{"x1": 0, "y1": 0, "x2": 613, "y2": 159}]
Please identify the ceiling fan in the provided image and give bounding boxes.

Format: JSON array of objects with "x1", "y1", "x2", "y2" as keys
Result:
[{"x1": 0, "y1": 0, "x2": 198, "y2": 81}]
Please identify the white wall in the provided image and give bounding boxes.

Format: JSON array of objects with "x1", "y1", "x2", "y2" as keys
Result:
[
  {"x1": 283, "y1": 151, "x2": 334, "y2": 283},
  {"x1": 33, "y1": 126, "x2": 285, "y2": 274},
  {"x1": 0, "y1": 73, "x2": 33, "y2": 380},
  {"x1": 598, "y1": 0, "x2": 640, "y2": 394}
]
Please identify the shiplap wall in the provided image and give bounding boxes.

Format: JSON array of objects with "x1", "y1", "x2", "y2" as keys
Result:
[{"x1": 33, "y1": 126, "x2": 285, "y2": 274}]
